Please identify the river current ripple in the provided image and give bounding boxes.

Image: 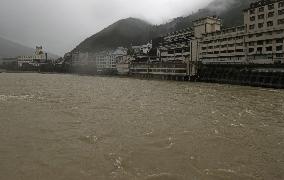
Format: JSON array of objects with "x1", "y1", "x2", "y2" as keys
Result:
[{"x1": 0, "y1": 73, "x2": 283, "y2": 180}]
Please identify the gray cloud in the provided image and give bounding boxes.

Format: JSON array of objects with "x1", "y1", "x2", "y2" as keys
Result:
[{"x1": 0, "y1": 0, "x2": 213, "y2": 56}]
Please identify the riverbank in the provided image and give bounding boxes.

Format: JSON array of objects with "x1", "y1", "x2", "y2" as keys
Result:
[{"x1": 1, "y1": 66, "x2": 284, "y2": 89}]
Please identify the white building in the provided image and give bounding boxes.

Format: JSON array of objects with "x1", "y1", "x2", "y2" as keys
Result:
[
  {"x1": 132, "y1": 42, "x2": 152, "y2": 55},
  {"x1": 17, "y1": 46, "x2": 47, "y2": 67},
  {"x1": 96, "y1": 47, "x2": 127, "y2": 73}
]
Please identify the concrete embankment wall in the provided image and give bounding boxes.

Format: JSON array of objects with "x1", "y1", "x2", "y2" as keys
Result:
[{"x1": 198, "y1": 64, "x2": 284, "y2": 89}]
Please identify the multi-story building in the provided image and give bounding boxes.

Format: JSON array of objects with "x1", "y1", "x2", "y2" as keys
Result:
[
  {"x1": 131, "y1": 16, "x2": 222, "y2": 79},
  {"x1": 132, "y1": 42, "x2": 152, "y2": 55},
  {"x1": 199, "y1": 23, "x2": 246, "y2": 64},
  {"x1": 157, "y1": 28, "x2": 192, "y2": 62},
  {"x1": 17, "y1": 46, "x2": 47, "y2": 68},
  {"x1": 200, "y1": 0, "x2": 284, "y2": 64},
  {"x1": 244, "y1": 0, "x2": 284, "y2": 64},
  {"x1": 96, "y1": 47, "x2": 127, "y2": 74}
]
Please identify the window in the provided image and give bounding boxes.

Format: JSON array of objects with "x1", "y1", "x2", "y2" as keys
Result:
[
  {"x1": 249, "y1": 42, "x2": 255, "y2": 46},
  {"x1": 257, "y1": 47, "x2": 263, "y2": 53},
  {"x1": 228, "y1": 44, "x2": 234, "y2": 47},
  {"x1": 258, "y1": 14, "x2": 265, "y2": 19},
  {"x1": 257, "y1": 41, "x2": 263, "y2": 45},
  {"x1": 266, "y1": 40, "x2": 273, "y2": 44},
  {"x1": 279, "y1": 9, "x2": 284, "y2": 15},
  {"x1": 256, "y1": 33, "x2": 263, "y2": 37},
  {"x1": 268, "y1": 12, "x2": 274, "y2": 18},
  {"x1": 250, "y1": 9, "x2": 255, "y2": 14},
  {"x1": 267, "y1": 21, "x2": 274, "y2": 27},
  {"x1": 278, "y1": 18, "x2": 284, "y2": 25},
  {"x1": 279, "y1": 2, "x2": 284, "y2": 8},
  {"x1": 236, "y1": 36, "x2": 243, "y2": 40},
  {"x1": 258, "y1": 23, "x2": 264, "y2": 28},
  {"x1": 249, "y1": 34, "x2": 254, "y2": 38},
  {"x1": 276, "y1": 45, "x2": 283, "y2": 51},
  {"x1": 249, "y1": 24, "x2": 255, "y2": 29},
  {"x1": 236, "y1": 49, "x2": 244, "y2": 52},
  {"x1": 249, "y1": 48, "x2": 254, "y2": 53},
  {"x1": 250, "y1": 16, "x2": 255, "y2": 21},
  {"x1": 266, "y1": 46, "x2": 273, "y2": 51},
  {"x1": 228, "y1": 37, "x2": 234, "y2": 41},
  {"x1": 259, "y1": 7, "x2": 264, "y2": 12},
  {"x1": 276, "y1": 39, "x2": 283, "y2": 43},
  {"x1": 268, "y1": 4, "x2": 274, "y2": 10}
]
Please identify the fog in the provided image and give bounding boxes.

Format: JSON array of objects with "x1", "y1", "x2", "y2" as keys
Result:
[{"x1": 0, "y1": 0, "x2": 213, "y2": 56}]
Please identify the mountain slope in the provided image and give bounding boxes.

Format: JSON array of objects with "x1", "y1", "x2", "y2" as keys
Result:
[
  {"x1": 75, "y1": 0, "x2": 255, "y2": 53},
  {"x1": 0, "y1": 36, "x2": 59, "y2": 59},
  {"x1": 0, "y1": 36, "x2": 35, "y2": 58},
  {"x1": 75, "y1": 18, "x2": 152, "y2": 52}
]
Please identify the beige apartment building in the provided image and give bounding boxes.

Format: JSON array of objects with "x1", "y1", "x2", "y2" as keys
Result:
[
  {"x1": 156, "y1": 16, "x2": 222, "y2": 76},
  {"x1": 157, "y1": 28, "x2": 192, "y2": 62},
  {"x1": 244, "y1": 0, "x2": 284, "y2": 64},
  {"x1": 200, "y1": 0, "x2": 284, "y2": 64}
]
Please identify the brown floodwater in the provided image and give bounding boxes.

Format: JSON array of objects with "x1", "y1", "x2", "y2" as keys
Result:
[{"x1": 0, "y1": 73, "x2": 283, "y2": 180}]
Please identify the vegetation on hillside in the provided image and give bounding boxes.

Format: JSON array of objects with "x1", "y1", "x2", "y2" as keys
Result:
[{"x1": 75, "y1": 0, "x2": 255, "y2": 53}]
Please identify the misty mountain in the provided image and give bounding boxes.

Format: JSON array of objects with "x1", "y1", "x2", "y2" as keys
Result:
[
  {"x1": 0, "y1": 36, "x2": 59, "y2": 59},
  {"x1": 75, "y1": 0, "x2": 254, "y2": 53},
  {"x1": 0, "y1": 36, "x2": 35, "y2": 59},
  {"x1": 75, "y1": 18, "x2": 152, "y2": 52}
]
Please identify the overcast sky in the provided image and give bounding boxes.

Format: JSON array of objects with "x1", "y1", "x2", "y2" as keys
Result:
[{"x1": 0, "y1": 0, "x2": 212, "y2": 56}]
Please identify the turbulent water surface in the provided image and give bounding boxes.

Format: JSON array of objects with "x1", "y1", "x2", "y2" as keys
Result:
[{"x1": 0, "y1": 73, "x2": 283, "y2": 180}]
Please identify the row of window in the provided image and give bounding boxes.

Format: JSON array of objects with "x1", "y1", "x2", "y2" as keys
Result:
[
  {"x1": 250, "y1": 9, "x2": 284, "y2": 21},
  {"x1": 202, "y1": 49, "x2": 245, "y2": 55},
  {"x1": 202, "y1": 43, "x2": 245, "y2": 50},
  {"x1": 249, "y1": 2, "x2": 284, "y2": 15},
  {"x1": 203, "y1": 36, "x2": 244, "y2": 44},
  {"x1": 249, "y1": 21, "x2": 275, "y2": 29},
  {"x1": 249, "y1": 45, "x2": 283, "y2": 53},
  {"x1": 248, "y1": 39, "x2": 284, "y2": 46},
  {"x1": 203, "y1": 28, "x2": 284, "y2": 44},
  {"x1": 204, "y1": 30, "x2": 283, "y2": 41},
  {"x1": 202, "y1": 45, "x2": 283, "y2": 54},
  {"x1": 203, "y1": 45, "x2": 283, "y2": 55},
  {"x1": 248, "y1": 30, "x2": 284, "y2": 38},
  {"x1": 203, "y1": 37, "x2": 283, "y2": 49}
]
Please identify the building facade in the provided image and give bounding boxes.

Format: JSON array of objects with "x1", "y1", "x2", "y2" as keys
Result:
[
  {"x1": 244, "y1": 0, "x2": 284, "y2": 64},
  {"x1": 17, "y1": 46, "x2": 47, "y2": 68},
  {"x1": 132, "y1": 42, "x2": 152, "y2": 55},
  {"x1": 96, "y1": 47, "x2": 127, "y2": 74},
  {"x1": 200, "y1": 0, "x2": 284, "y2": 64},
  {"x1": 157, "y1": 28, "x2": 192, "y2": 63}
]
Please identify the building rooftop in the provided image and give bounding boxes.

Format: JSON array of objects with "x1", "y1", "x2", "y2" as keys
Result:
[
  {"x1": 192, "y1": 16, "x2": 221, "y2": 23},
  {"x1": 244, "y1": 0, "x2": 283, "y2": 11},
  {"x1": 162, "y1": 27, "x2": 193, "y2": 38}
]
